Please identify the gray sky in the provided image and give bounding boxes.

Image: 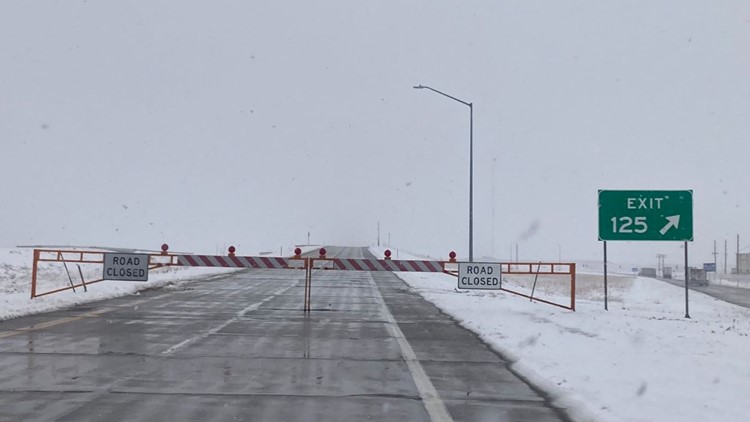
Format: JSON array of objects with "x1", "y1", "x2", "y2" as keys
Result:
[{"x1": 1, "y1": 1, "x2": 749, "y2": 267}]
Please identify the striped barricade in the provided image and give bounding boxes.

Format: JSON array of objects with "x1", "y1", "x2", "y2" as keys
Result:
[
  {"x1": 175, "y1": 255, "x2": 447, "y2": 273},
  {"x1": 176, "y1": 255, "x2": 305, "y2": 269},
  {"x1": 330, "y1": 258, "x2": 445, "y2": 273}
]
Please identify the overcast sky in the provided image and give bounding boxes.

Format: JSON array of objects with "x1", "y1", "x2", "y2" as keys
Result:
[{"x1": 1, "y1": 1, "x2": 749, "y2": 267}]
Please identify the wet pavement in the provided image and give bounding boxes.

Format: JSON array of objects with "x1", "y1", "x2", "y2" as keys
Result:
[
  {"x1": 0, "y1": 247, "x2": 571, "y2": 421},
  {"x1": 661, "y1": 278, "x2": 750, "y2": 309}
]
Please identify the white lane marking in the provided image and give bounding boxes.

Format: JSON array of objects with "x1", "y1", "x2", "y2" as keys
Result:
[
  {"x1": 161, "y1": 284, "x2": 296, "y2": 355},
  {"x1": 366, "y1": 272, "x2": 453, "y2": 422}
]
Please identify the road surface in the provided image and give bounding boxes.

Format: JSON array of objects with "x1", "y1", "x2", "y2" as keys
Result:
[
  {"x1": 661, "y1": 277, "x2": 750, "y2": 309},
  {"x1": 0, "y1": 246, "x2": 571, "y2": 421}
]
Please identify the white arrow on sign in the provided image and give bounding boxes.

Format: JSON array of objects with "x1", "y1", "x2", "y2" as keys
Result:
[{"x1": 659, "y1": 215, "x2": 681, "y2": 235}]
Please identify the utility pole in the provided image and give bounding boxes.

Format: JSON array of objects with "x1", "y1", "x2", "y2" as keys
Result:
[
  {"x1": 307, "y1": 231, "x2": 310, "y2": 245},
  {"x1": 388, "y1": 232, "x2": 391, "y2": 247},
  {"x1": 515, "y1": 243, "x2": 519, "y2": 262},
  {"x1": 656, "y1": 254, "x2": 660, "y2": 276},
  {"x1": 712, "y1": 240, "x2": 718, "y2": 276},
  {"x1": 737, "y1": 234, "x2": 740, "y2": 275},
  {"x1": 725, "y1": 239, "x2": 728, "y2": 274},
  {"x1": 656, "y1": 254, "x2": 666, "y2": 277},
  {"x1": 492, "y1": 157, "x2": 496, "y2": 258},
  {"x1": 377, "y1": 221, "x2": 380, "y2": 247}
]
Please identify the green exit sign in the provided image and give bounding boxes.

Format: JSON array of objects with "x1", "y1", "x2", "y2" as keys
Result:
[{"x1": 598, "y1": 190, "x2": 693, "y2": 241}]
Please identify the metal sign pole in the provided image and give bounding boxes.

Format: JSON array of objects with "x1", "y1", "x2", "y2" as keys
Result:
[
  {"x1": 684, "y1": 241, "x2": 690, "y2": 318},
  {"x1": 305, "y1": 258, "x2": 312, "y2": 313},
  {"x1": 603, "y1": 241, "x2": 608, "y2": 311}
]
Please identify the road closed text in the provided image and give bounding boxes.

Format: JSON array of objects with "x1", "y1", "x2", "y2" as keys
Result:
[
  {"x1": 105, "y1": 267, "x2": 147, "y2": 279},
  {"x1": 103, "y1": 253, "x2": 150, "y2": 282},
  {"x1": 457, "y1": 263, "x2": 502, "y2": 290}
]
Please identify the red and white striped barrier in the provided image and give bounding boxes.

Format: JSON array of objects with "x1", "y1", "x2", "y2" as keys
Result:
[
  {"x1": 176, "y1": 255, "x2": 304, "y2": 269},
  {"x1": 331, "y1": 258, "x2": 445, "y2": 273},
  {"x1": 174, "y1": 254, "x2": 446, "y2": 273}
]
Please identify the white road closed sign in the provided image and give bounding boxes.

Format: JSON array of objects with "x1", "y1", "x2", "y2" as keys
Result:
[
  {"x1": 103, "y1": 253, "x2": 149, "y2": 281},
  {"x1": 458, "y1": 262, "x2": 501, "y2": 290}
]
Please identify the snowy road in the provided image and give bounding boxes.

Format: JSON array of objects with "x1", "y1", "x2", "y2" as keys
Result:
[{"x1": 0, "y1": 246, "x2": 571, "y2": 422}]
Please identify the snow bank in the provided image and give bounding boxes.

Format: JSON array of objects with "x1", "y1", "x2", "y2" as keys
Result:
[{"x1": 370, "y1": 247, "x2": 750, "y2": 422}]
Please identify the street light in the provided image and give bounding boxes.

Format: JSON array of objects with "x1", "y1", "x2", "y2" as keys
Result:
[{"x1": 413, "y1": 84, "x2": 474, "y2": 262}]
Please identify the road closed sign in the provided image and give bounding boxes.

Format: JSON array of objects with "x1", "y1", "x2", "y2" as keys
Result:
[
  {"x1": 103, "y1": 253, "x2": 149, "y2": 281},
  {"x1": 458, "y1": 262, "x2": 501, "y2": 290}
]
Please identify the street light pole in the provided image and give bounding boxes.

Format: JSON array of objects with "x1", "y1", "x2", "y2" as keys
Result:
[{"x1": 414, "y1": 84, "x2": 474, "y2": 262}]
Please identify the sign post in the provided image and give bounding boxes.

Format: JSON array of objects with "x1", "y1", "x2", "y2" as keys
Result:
[
  {"x1": 684, "y1": 242, "x2": 690, "y2": 318},
  {"x1": 603, "y1": 241, "x2": 608, "y2": 311},
  {"x1": 598, "y1": 190, "x2": 693, "y2": 317}
]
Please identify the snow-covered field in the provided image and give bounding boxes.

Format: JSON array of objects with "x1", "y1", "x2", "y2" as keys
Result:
[{"x1": 370, "y1": 247, "x2": 750, "y2": 422}]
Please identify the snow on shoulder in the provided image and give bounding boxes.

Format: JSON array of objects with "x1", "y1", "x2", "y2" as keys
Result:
[
  {"x1": 375, "y1": 248, "x2": 750, "y2": 422},
  {"x1": 0, "y1": 248, "x2": 244, "y2": 321}
]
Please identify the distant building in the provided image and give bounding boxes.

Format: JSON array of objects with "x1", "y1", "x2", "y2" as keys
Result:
[{"x1": 739, "y1": 253, "x2": 750, "y2": 274}]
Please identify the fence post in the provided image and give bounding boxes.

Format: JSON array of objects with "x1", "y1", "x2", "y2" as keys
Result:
[
  {"x1": 30, "y1": 249, "x2": 40, "y2": 299},
  {"x1": 570, "y1": 263, "x2": 576, "y2": 311}
]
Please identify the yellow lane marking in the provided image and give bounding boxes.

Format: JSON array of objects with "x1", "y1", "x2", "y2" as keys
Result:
[
  {"x1": 0, "y1": 307, "x2": 117, "y2": 340},
  {"x1": 0, "y1": 286, "x2": 212, "y2": 340}
]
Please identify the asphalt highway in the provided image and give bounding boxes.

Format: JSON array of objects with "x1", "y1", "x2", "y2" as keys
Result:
[
  {"x1": 661, "y1": 277, "x2": 750, "y2": 309},
  {"x1": 0, "y1": 246, "x2": 572, "y2": 422}
]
